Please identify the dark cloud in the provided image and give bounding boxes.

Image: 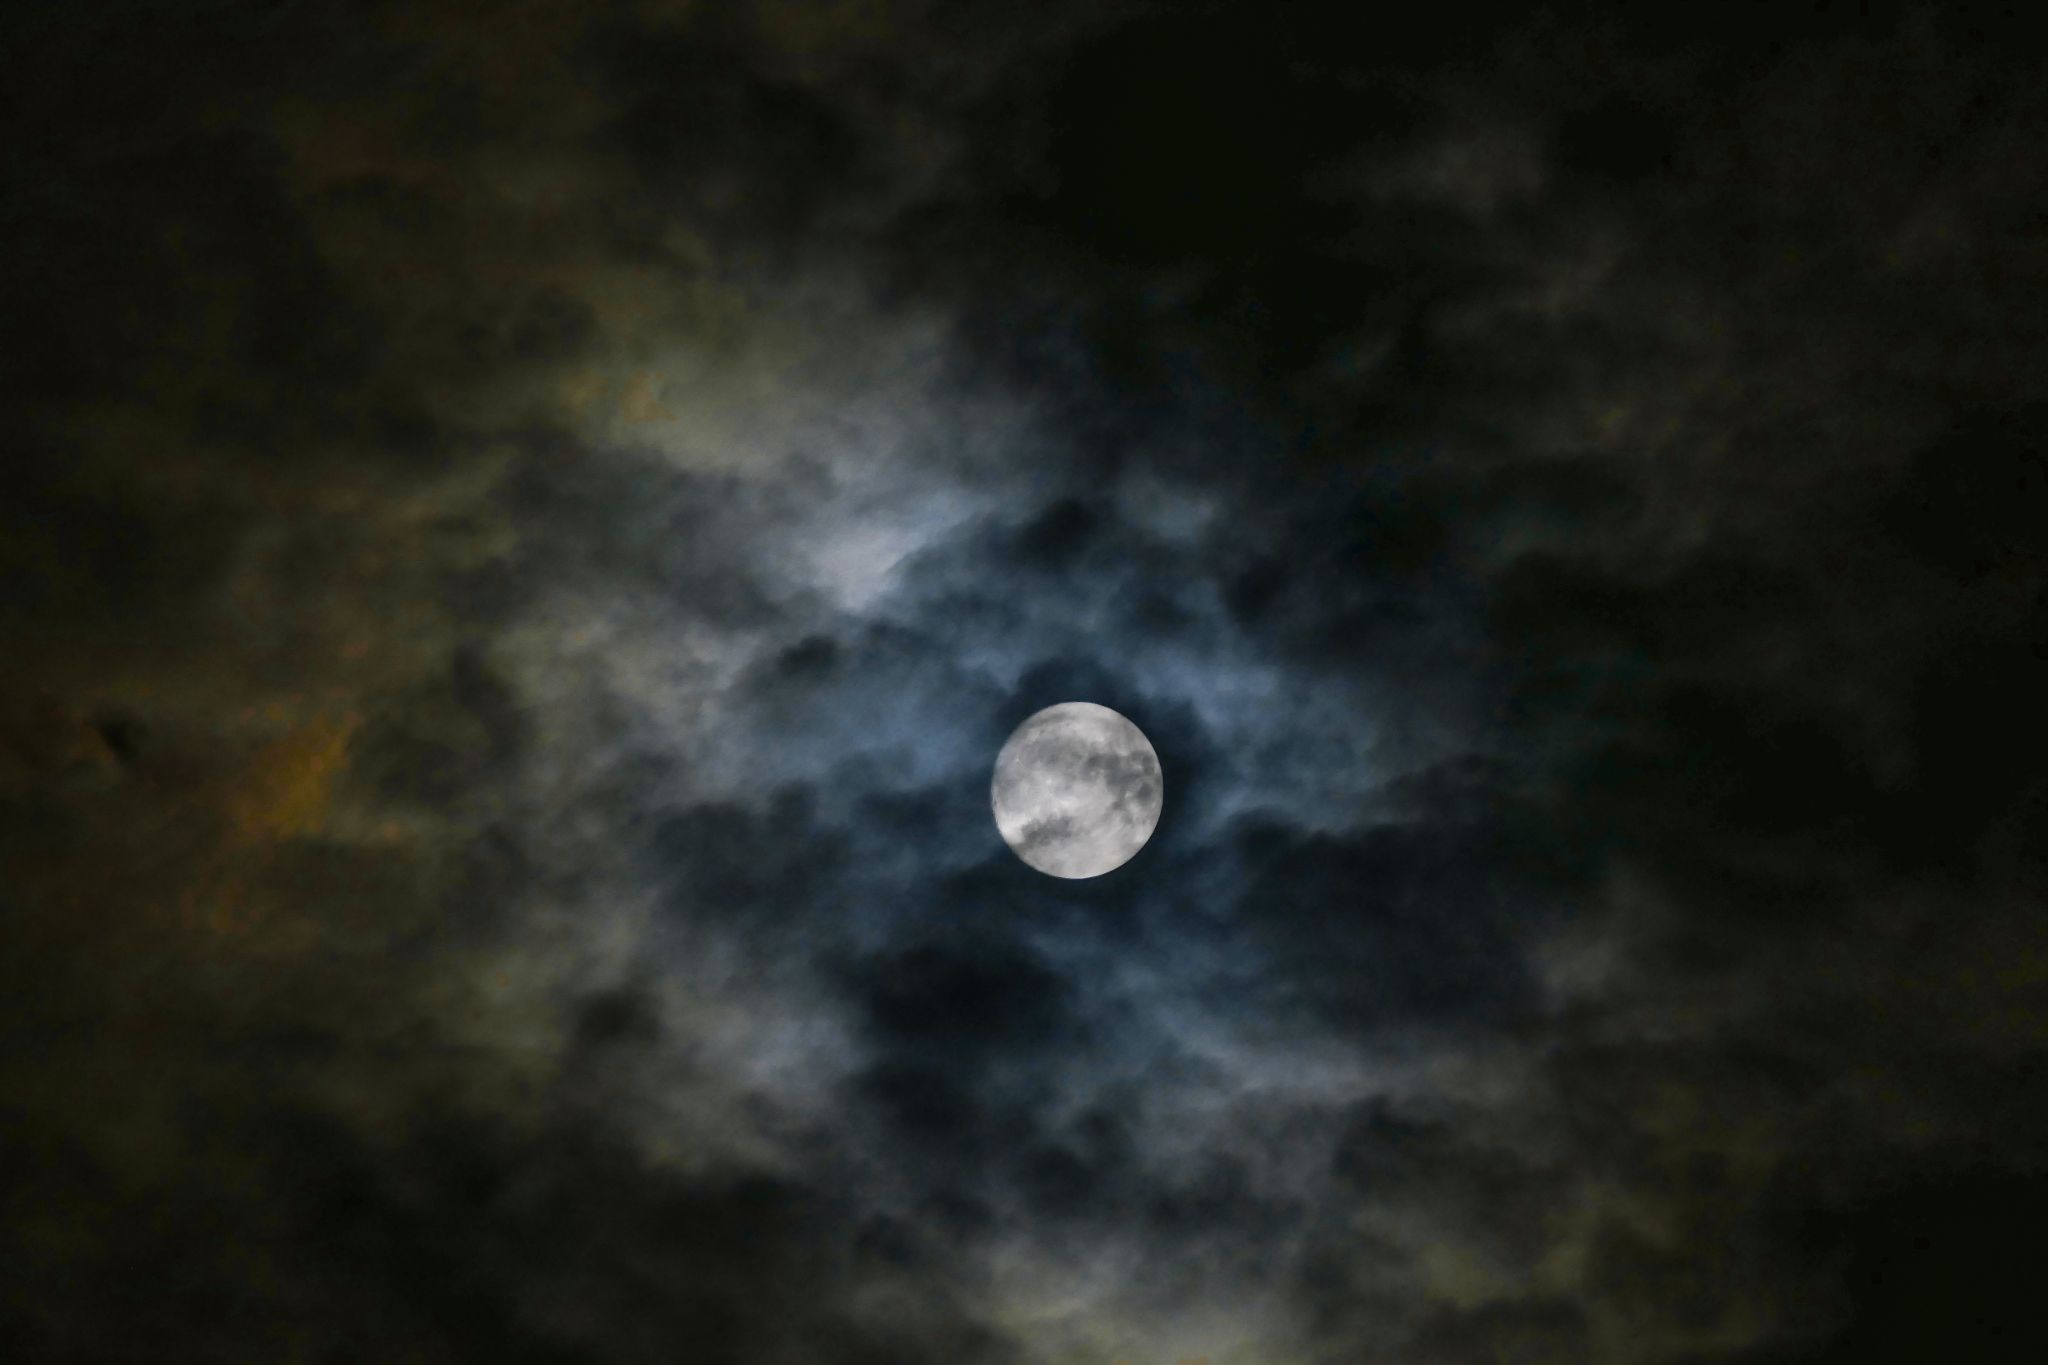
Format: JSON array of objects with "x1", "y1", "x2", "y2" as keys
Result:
[
  {"x1": 593, "y1": 23, "x2": 877, "y2": 252},
  {"x1": 5, "y1": 2, "x2": 2047, "y2": 1363}
]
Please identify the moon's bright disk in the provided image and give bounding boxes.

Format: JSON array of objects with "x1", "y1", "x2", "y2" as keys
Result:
[{"x1": 991, "y1": 702, "x2": 1163, "y2": 878}]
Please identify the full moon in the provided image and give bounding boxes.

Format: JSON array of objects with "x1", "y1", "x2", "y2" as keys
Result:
[{"x1": 991, "y1": 702, "x2": 1164, "y2": 878}]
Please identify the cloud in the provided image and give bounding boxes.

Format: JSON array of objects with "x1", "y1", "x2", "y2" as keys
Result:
[{"x1": 5, "y1": 3, "x2": 2047, "y2": 1364}]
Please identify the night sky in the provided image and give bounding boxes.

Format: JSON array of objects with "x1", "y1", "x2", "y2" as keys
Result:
[{"x1": 5, "y1": 4, "x2": 2047, "y2": 1362}]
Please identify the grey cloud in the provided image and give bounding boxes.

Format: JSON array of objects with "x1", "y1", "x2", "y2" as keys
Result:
[{"x1": 8, "y1": 3, "x2": 2048, "y2": 1364}]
